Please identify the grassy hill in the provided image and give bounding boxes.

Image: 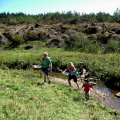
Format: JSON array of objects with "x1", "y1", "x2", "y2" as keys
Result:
[{"x1": 0, "y1": 22, "x2": 120, "y2": 53}]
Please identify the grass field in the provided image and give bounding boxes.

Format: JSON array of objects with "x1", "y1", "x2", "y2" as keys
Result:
[{"x1": 0, "y1": 69, "x2": 119, "y2": 120}]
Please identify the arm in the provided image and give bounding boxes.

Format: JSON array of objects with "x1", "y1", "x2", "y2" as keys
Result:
[
  {"x1": 41, "y1": 62, "x2": 43, "y2": 66},
  {"x1": 41, "y1": 58, "x2": 44, "y2": 66},
  {"x1": 64, "y1": 67, "x2": 69, "y2": 72},
  {"x1": 82, "y1": 84, "x2": 84, "y2": 88},
  {"x1": 50, "y1": 63, "x2": 52, "y2": 72},
  {"x1": 71, "y1": 67, "x2": 76, "y2": 73}
]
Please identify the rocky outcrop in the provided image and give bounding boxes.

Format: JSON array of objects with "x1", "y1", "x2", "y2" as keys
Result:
[
  {"x1": 0, "y1": 34, "x2": 8, "y2": 44},
  {"x1": 0, "y1": 22, "x2": 120, "y2": 49}
]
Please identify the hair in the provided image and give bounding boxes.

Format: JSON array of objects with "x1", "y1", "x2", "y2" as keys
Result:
[
  {"x1": 68, "y1": 62, "x2": 75, "y2": 68},
  {"x1": 43, "y1": 52, "x2": 48, "y2": 56},
  {"x1": 86, "y1": 79, "x2": 90, "y2": 83}
]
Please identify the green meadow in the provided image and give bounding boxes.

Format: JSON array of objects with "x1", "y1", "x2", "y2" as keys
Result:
[
  {"x1": 0, "y1": 69, "x2": 119, "y2": 120},
  {"x1": 0, "y1": 42, "x2": 120, "y2": 119}
]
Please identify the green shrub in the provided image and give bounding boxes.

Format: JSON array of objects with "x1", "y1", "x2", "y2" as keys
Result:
[
  {"x1": 23, "y1": 31, "x2": 39, "y2": 41},
  {"x1": 10, "y1": 35, "x2": 24, "y2": 48},
  {"x1": 65, "y1": 34, "x2": 89, "y2": 50},
  {"x1": 23, "y1": 31, "x2": 47, "y2": 42},
  {"x1": 88, "y1": 35, "x2": 97, "y2": 40},
  {"x1": 0, "y1": 64, "x2": 9, "y2": 70},
  {"x1": 104, "y1": 39, "x2": 118, "y2": 53},
  {"x1": 65, "y1": 34, "x2": 101, "y2": 53},
  {"x1": 85, "y1": 42, "x2": 101, "y2": 54}
]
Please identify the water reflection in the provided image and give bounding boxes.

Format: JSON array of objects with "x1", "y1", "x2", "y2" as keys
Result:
[{"x1": 94, "y1": 81, "x2": 120, "y2": 111}]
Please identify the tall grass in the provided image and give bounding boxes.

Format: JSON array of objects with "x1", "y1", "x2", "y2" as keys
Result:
[
  {"x1": 0, "y1": 46, "x2": 120, "y2": 89},
  {"x1": 65, "y1": 35, "x2": 101, "y2": 54}
]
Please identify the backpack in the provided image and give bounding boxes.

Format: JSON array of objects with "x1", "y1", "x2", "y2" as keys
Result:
[{"x1": 71, "y1": 69, "x2": 79, "y2": 76}]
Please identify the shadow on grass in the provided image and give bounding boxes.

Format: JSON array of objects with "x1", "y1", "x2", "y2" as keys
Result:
[
  {"x1": 37, "y1": 82, "x2": 43, "y2": 86},
  {"x1": 73, "y1": 97, "x2": 81, "y2": 102}
]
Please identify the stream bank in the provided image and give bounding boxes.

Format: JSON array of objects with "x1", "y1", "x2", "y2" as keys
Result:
[{"x1": 49, "y1": 72, "x2": 120, "y2": 111}]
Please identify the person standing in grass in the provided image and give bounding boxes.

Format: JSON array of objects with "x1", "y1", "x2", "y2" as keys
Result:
[
  {"x1": 64, "y1": 62, "x2": 79, "y2": 89},
  {"x1": 42, "y1": 52, "x2": 52, "y2": 84},
  {"x1": 82, "y1": 79, "x2": 96, "y2": 101}
]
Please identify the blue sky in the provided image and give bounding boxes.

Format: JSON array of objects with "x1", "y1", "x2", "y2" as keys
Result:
[{"x1": 0, "y1": 0, "x2": 120, "y2": 15}]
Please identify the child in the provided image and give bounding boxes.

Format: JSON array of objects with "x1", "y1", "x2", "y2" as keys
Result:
[
  {"x1": 42, "y1": 52, "x2": 52, "y2": 84},
  {"x1": 64, "y1": 62, "x2": 79, "y2": 89},
  {"x1": 82, "y1": 79, "x2": 96, "y2": 101}
]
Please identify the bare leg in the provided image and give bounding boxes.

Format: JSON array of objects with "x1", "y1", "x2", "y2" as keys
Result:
[
  {"x1": 76, "y1": 82, "x2": 79, "y2": 89},
  {"x1": 87, "y1": 93, "x2": 90, "y2": 100},
  {"x1": 47, "y1": 75, "x2": 51, "y2": 84},
  {"x1": 68, "y1": 80, "x2": 71, "y2": 86},
  {"x1": 44, "y1": 73, "x2": 47, "y2": 82},
  {"x1": 42, "y1": 73, "x2": 47, "y2": 84},
  {"x1": 85, "y1": 92, "x2": 87, "y2": 100},
  {"x1": 85, "y1": 92, "x2": 90, "y2": 101}
]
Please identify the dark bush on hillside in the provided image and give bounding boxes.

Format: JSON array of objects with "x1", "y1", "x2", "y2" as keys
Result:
[
  {"x1": 3, "y1": 32, "x2": 13, "y2": 39},
  {"x1": 116, "y1": 28, "x2": 120, "y2": 34},
  {"x1": 69, "y1": 18, "x2": 80, "y2": 24},
  {"x1": 24, "y1": 45, "x2": 34, "y2": 50},
  {"x1": 101, "y1": 72, "x2": 120, "y2": 90},
  {"x1": 38, "y1": 32, "x2": 48, "y2": 41},
  {"x1": 83, "y1": 26, "x2": 99, "y2": 34},
  {"x1": 97, "y1": 33, "x2": 110, "y2": 44},
  {"x1": 10, "y1": 35, "x2": 24, "y2": 48},
  {"x1": 46, "y1": 37, "x2": 63, "y2": 48},
  {"x1": 23, "y1": 31, "x2": 39, "y2": 41}
]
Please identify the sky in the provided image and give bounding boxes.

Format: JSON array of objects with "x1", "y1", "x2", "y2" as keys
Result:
[{"x1": 0, "y1": 0, "x2": 120, "y2": 15}]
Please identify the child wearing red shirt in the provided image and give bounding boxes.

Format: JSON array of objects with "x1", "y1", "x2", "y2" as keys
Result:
[{"x1": 82, "y1": 79, "x2": 96, "y2": 101}]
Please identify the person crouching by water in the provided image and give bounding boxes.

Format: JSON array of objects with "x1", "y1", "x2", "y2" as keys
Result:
[
  {"x1": 64, "y1": 62, "x2": 79, "y2": 89},
  {"x1": 42, "y1": 52, "x2": 52, "y2": 84},
  {"x1": 82, "y1": 79, "x2": 96, "y2": 101}
]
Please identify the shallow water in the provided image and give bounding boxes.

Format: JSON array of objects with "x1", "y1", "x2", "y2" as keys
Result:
[
  {"x1": 94, "y1": 81, "x2": 120, "y2": 111},
  {"x1": 50, "y1": 72, "x2": 120, "y2": 111}
]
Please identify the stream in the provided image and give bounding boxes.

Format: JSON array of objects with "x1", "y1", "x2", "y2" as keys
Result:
[
  {"x1": 50, "y1": 72, "x2": 120, "y2": 111},
  {"x1": 94, "y1": 81, "x2": 120, "y2": 111}
]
